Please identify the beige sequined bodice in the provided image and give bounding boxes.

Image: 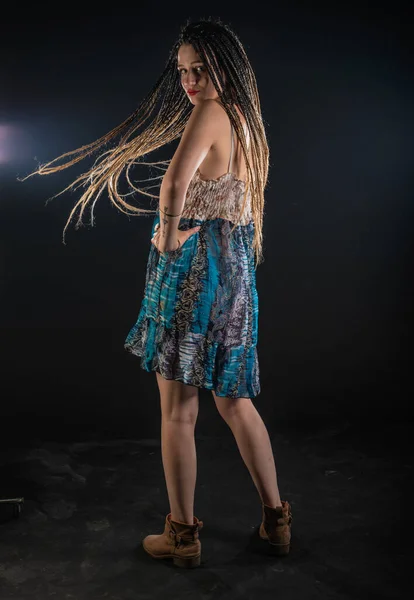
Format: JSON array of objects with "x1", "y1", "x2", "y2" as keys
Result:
[{"x1": 181, "y1": 124, "x2": 253, "y2": 226}]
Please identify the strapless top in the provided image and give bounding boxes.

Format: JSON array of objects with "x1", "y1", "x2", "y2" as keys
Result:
[{"x1": 181, "y1": 168, "x2": 253, "y2": 226}]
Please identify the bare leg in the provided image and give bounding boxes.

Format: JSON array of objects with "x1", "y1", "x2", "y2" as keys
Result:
[
  {"x1": 214, "y1": 394, "x2": 282, "y2": 508},
  {"x1": 157, "y1": 372, "x2": 199, "y2": 524}
]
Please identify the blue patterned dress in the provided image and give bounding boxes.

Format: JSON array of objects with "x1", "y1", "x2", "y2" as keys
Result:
[{"x1": 124, "y1": 125, "x2": 260, "y2": 399}]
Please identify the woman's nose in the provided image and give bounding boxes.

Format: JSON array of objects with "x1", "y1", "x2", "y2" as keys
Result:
[{"x1": 184, "y1": 73, "x2": 197, "y2": 86}]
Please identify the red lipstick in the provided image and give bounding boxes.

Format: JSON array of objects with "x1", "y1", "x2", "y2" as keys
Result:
[{"x1": 187, "y1": 90, "x2": 199, "y2": 96}]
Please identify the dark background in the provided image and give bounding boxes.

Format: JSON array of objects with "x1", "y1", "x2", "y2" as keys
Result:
[{"x1": 1, "y1": 5, "x2": 413, "y2": 443}]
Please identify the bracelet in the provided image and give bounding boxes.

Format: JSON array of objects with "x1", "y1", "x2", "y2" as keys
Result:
[{"x1": 159, "y1": 207, "x2": 183, "y2": 218}]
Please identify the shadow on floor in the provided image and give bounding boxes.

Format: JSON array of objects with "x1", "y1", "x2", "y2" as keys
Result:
[{"x1": 0, "y1": 418, "x2": 410, "y2": 599}]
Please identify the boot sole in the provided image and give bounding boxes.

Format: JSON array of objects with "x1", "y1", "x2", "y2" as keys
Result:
[
  {"x1": 259, "y1": 533, "x2": 291, "y2": 555},
  {"x1": 142, "y1": 541, "x2": 201, "y2": 568},
  {"x1": 264, "y1": 541, "x2": 290, "y2": 556}
]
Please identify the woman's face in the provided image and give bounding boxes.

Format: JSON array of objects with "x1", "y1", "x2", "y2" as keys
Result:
[{"x1": 177, "y1": 43, "x2": 222, "y2": 104}]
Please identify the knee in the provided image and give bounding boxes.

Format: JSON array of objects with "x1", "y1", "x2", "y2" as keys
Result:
[
  {"x1": 212, "y1": 392, "x2": 254, "y2": 422},
  {"x1": 162, "y1": 407, "x2": 198, "y2": 426}
]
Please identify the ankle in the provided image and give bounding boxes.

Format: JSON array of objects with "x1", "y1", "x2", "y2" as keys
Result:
[
  {"x1": 170, "y1": 513, "x2": 194, "y2": 525},
  {"x1": 262, "y1": 498, "x2": 283, "y2": 509}
]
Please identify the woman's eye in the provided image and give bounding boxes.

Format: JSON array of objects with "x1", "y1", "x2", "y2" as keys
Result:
[{"x1": 178, "y1": 67, "x2": 204, "y2": 74}]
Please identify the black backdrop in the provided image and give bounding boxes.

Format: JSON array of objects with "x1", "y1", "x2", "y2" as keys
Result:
[{"x1": 1, "y1": 4, "x2": 413, "y2": 443}]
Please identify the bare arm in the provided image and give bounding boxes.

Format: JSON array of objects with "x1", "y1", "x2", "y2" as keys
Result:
[{"x1": 158, "y1": 99, "x2": 222, "y2": 243}]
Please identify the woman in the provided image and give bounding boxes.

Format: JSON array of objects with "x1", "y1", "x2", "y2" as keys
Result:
[{"x1": 22, "y1": 18, "x2": 292, "y2": 568}]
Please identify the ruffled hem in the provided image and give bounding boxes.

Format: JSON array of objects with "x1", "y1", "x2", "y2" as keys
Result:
[{"x1": 124, "y1": 316, "x2": 261, "y2": 399}]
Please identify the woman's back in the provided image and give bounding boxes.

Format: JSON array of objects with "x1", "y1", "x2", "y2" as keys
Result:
[
  {"x1": 196, "y1": 101, "x2": 250, "y2": 184},
  {"x1": 181, "y1": 101, "x2": 253, "y2": 226}
]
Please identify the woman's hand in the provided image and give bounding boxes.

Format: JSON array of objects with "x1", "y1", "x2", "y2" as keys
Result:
[{"x1": 151, "y1": 222, "x2": 201, "y2": 254}]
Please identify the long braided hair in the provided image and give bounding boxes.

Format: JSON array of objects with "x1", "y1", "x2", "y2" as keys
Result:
[{"x1": 21, "y1": 17, "x2": 269, "y2": 267}]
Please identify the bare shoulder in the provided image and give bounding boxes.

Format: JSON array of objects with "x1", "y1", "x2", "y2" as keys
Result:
[
  {"x1": 187, "y1": 98, "x2": 228, "y2": 129},
  {"x1": 191, "y1": 98, "x2": 247, "y2": 131},
  {"x1": 163, "y1": 100, "x2": 227, "y2": 187}
]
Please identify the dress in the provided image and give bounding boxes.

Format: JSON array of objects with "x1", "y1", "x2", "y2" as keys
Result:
[{"x1": 124, "y1": 123, "x2": 260, "y2": 399}]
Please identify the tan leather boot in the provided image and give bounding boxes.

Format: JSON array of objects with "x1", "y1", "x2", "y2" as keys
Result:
[
  {"x1": 142, "y1": 513, "x2": 204, "y2": 568},
  {"x1": 259, "y1": 500, "x2": 292, "y2": 555}
]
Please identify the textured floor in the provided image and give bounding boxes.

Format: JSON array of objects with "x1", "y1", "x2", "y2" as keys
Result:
[{"x1": 0, "y1": 419, "x2": 410, "y2": 599}]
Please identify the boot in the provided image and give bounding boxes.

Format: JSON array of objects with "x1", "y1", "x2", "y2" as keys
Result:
[
  {"x1": 142, "y1": 513, "x2": 204, "y2": 568},
  {"x1": 259, "y1": 500, "x2": 292, "y2": 555}
]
